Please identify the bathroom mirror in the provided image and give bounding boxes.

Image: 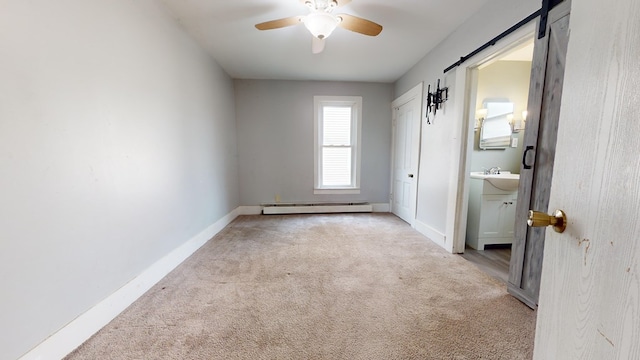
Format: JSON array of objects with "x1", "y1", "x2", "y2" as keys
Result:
[{"x1": 479, "y1": 100, "x2": 513, "y2": 149}]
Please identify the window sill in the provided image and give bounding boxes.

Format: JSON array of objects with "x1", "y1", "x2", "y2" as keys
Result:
[{"x1": 314, "y1": 188, "x2": 361, "y2": 195}]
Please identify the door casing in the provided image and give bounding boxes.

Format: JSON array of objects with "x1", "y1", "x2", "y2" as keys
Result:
[{"x1": 451, "y1": 23, "x2": 537, "y2": 254}]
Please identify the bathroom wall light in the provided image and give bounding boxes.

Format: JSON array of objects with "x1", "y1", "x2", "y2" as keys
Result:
[
  {"x1": 507, "y1": 114, "x2": 519, "y2": 133},
  {"x1": 475, "y1": 108, "x2": 488, "y2": 130},
  {"x1": 511, "y1": 111, "x2": 527, "y2": 132}
]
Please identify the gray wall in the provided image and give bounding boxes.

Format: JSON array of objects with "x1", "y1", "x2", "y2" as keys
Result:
[
  {"x1": 0, "y1": 1, "x2": 239, "y2": 358},
  {"x1": 472, "y1": 60, "x2": 532, "y2": 174},
  {"x1": 393, "y1": 0, "x2": 539, "y2": 244},
  {"x1": 235, "y1": 80, "x2": 393, "y2": 205}
]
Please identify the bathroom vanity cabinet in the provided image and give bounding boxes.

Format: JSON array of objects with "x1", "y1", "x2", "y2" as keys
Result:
[{"x1": 466, "y1": 177, "x2": 518, "y2": 250}]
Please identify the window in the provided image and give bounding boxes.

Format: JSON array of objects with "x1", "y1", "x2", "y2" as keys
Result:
[{"x1": 314, "y1": 96, "x2": 362, "y2": 194}]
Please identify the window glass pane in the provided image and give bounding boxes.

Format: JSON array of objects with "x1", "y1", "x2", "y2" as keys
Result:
[
  {"x1": 322, "y1": 147, "x2": 352, "y2": 186},
  {"x1": 323, "y1": 106, "x2": 351, "y2": 145}
]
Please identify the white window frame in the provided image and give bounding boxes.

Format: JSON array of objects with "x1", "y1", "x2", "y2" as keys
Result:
[{"x1": 313, "y1": 95, "x2": 362, "y2": 194}]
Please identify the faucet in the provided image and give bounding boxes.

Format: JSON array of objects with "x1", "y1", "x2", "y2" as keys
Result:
[{"x1": 485, "y1": 166, "x2": 501, "y2": 175}]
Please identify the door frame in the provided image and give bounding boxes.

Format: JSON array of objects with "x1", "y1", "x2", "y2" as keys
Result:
[
  {"x1": 450, "y1": 23, "x2": 537, "y2": 253},
  {"x1": 390, "y1": 82, "x2": 423, "y2": 227}
]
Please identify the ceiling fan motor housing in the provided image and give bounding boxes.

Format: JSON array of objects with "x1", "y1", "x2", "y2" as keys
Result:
[{"x1": 305, "y1": 0, "x2": 339, "y2": 12}]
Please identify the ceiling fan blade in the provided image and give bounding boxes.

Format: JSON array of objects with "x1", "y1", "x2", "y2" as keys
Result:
[
  {"x1": 336, "y1": 14, "x2": 382, "y2": 36},
  {"x1": 255, "y1": 16, "x2": 304, "y2": 31},
  {"x1": 312, "y1": 37, "x2": 325, "y2": 54}
]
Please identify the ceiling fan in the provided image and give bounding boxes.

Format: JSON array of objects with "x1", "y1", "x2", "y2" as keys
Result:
[{"x1": 255, "y1": 0, "x2": 383, "y2": 54}]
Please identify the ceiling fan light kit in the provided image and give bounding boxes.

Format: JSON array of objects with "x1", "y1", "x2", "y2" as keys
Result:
[
  {"x1": 303, "y1": 12, "x2": 339, "y2": 39},
  {"x1": 255, "y1": 0, "x2": 382, "y2": 54}
]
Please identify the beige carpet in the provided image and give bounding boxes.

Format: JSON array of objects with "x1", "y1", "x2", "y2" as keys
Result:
[{"x1": 66, "y1": 213, "x2": 535, "y2": 359}]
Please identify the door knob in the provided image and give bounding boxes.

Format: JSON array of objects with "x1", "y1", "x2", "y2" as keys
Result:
[
  {"x1": 528, "y1": 209, "x2": 567, "y2": 233},
  {"x1": 408, "y1": 174, "x2": 414, "y2": 178}
]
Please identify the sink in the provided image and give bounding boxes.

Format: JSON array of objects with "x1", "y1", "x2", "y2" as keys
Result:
[
  {"x1": 485, "y1": 175, "x2": 520, "y2": 191},
  {"x1": 470, "y1": 172, "x2": 520, "y2": 192}
]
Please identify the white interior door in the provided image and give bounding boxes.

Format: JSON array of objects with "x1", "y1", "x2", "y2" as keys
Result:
[
  {"x1": 391, "y1": 84, "x2": 421, "y2": 225},
  {"x1": 534, "y1": 0, "x2": 640, "y2": 357}
]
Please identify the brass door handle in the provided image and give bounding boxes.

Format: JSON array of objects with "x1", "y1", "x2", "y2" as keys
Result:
[{"x1": 528, "y1": 209, "x2": 567, "y2": 233}]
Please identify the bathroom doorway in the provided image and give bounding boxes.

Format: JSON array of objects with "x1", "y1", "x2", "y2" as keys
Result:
[
  {"x1": 451, "y1": 2, "x2": 570, "y2": 308},
  {"x1": 460, "y1": 37, "x2": 535, "y2": 283}
]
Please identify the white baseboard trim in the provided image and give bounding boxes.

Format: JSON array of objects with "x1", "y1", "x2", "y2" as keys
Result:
[
  {"x1": 372, "y1": 203, "x2": 390, "y2": 212},
  {"x1": 19, "y1": 208, "x2": 241, "y2": 360},
  {"x1": 237, "y1": 205, "x2": 262, "y2": 215},
  {"x1": 415, "y1": 219, "x2": 449, "y2": 251}
]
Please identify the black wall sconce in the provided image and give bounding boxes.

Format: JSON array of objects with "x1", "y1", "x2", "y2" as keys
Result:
[{"x1": 426, "y1": 79, "x2": 449, "y2": 124}]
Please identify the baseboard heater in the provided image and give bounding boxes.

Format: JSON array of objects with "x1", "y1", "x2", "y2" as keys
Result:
[{"x1": 262, "y1": 202, "x2": 372, "y2": 215}]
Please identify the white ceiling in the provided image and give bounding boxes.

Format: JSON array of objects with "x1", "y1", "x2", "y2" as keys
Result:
[{"x1": 158, "y1": 0, "x2": 491, "y2": 83}]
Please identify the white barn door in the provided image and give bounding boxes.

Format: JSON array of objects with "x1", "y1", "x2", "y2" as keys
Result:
[{"x1": 534, "y1": 0, "x2": 640, "y2": 358}]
